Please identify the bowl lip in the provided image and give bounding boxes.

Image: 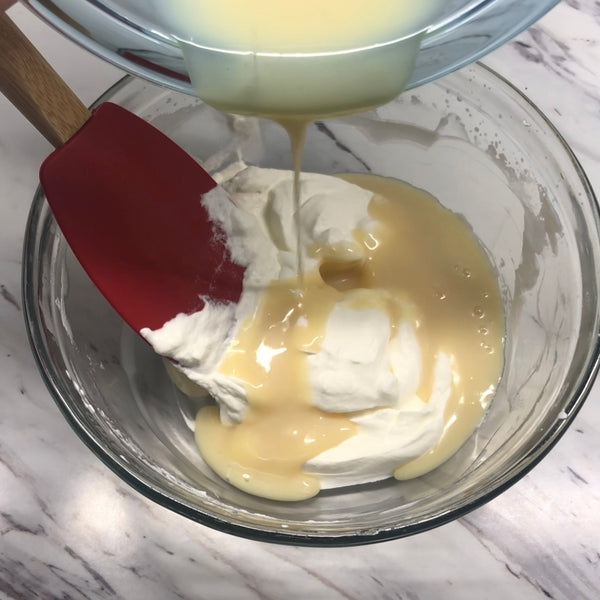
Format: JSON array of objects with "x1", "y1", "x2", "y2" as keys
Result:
[
  {"x1": 21, "y1": 0, "x2": 561, "y2": 95},
  {"x1": 22, "y1": 63, "x2": 600, "y2": 547}
]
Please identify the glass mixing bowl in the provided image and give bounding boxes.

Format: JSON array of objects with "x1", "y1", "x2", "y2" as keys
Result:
[
  {"x1": 21, "y1": 0, "x2": 560, "y2": 95},
  {"x1": 23, "y1": 63, "x2": 600, "y2": 545}
]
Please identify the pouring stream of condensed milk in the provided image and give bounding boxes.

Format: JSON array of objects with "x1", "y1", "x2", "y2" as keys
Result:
[
  {"x1": 142, "y1": 0, "x2": 505, "y2": 501},
  {"x1": 156, "y1": 0, "x2": 448, "y2": 278}
]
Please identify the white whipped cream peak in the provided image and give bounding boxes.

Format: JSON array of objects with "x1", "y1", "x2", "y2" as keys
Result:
[{"x1": 206, "y1": 164, "x2": 375, "y2": 282}]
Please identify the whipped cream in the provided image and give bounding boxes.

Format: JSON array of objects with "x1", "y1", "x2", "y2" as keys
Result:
[{"x1": 142, "y1": 165, "x2": 452, "y2": 491}]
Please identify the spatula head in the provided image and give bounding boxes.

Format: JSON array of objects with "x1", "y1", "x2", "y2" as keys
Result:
[{"x1": 40, "y1": 102, "x2": 244, "y2": 333}]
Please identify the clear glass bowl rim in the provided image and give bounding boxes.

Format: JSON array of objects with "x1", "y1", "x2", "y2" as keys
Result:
[{"x1": 21, "y1": 0, "x2": 561, "y2": 94}]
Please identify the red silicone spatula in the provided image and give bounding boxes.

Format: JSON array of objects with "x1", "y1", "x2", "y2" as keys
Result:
[{"x1": 0, "y1": 13, "x2": 244, "y2": 333}]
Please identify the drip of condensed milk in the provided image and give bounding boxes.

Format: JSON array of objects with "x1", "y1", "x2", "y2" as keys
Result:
[
  {"x1": 195, "y1": 176, "x2": 504, "y2": 501},
  {"x1": 276, "y1": 118, "x2": 309, "y2": 280}
]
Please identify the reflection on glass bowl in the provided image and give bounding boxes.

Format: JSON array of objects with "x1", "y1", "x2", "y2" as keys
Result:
[
  {"x1": 23, "y1": 64, "x2": 600, "y2": 545},
  {"x1": 21, "y1": 0, "x2": 560, "y2": 95}
]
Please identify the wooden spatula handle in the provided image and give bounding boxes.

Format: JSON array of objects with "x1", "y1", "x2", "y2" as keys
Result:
[{"x1": 0, "y1": 12, "x2": 91, "y2": 147}]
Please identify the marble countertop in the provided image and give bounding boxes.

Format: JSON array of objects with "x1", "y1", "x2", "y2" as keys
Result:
[{"x1": 1, "y1": 2, "x2": 599, "y2": 599}]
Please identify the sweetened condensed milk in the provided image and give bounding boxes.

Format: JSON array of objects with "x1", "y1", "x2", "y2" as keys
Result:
[{"x1": 195, "y1": 176, "x2": 504, "y2": 500}]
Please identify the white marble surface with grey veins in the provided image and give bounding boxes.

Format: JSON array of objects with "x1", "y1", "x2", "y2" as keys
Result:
[{"x1": 1, "y1": 2, "x2": 599, "y2": 599}]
